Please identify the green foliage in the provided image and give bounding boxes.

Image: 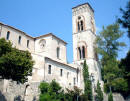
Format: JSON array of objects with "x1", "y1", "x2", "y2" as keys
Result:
[
  {"x1": 80, "y1": 94, "x2": 88, "y2": 101},
  {"x1": 95, "y1": 81, "x2": 103, "y2": 101},
  {"x1": 0, "y1": 38, "x2": 12, "y2": 57},
  {"x1": 39, "y1": 80, "x2": 64, "y2": 101},
  {"x1": 65, "y1": 86, "x2": 82, "y2": 101},
  {"x1": 39, "y1": 82, "x2": 49, "y2": 94},
  {"x1": 118, "y1": 51, "x2": 130, "y2": 97},
  {"x1": 96, "y1": 23, "x2": 128, "y2": 95},
  {"x1": 0, "y1": 38, "x2": 34, "y2": 83},
  {"x1": 118, "y1": 1, "x2": 130, "y2": 38},
  {"x1": 96, "y1": 23, "x2": 125, "y2": 65},
  {"x1": 83, "y1": 60, "x2": 93, "y2": 101},
  {"x1": 108, "y1": 91, "x2": 113, "y2": 101},
  {"x1": 39, "y1": 80, "x2": 84, "y2": 101}
]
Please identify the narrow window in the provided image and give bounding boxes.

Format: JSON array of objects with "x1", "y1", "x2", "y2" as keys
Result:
[
  {"x1": 27, "y1": 40, "x2": 29, "y2": 48},
  {"x1": 78, "y1": 22, "x2": 80, "y2": 32},
  {"x1": 48, "y1": 65, "x2": 51, "y2": 74},
  {"x1": 57, "y1": 47, "x2": 60, "y2": 58},
  {"x1": 78, "y1": 47, "x2": 81, "y2": 59},
  {"x1": 77, "y1": 68, "x2": 79, "y2": 82},
  {"x1": 67, "y1": 72, "x2": 69, "y2": 78},
  {"x1": 74, "y1": 77, "x2": 76, "y2": 85},
  {"x1": 60, "y1": 69, "x2": 63, "y2": 76},
  {"x1": 18, "y1": 36, "x2": 21, "y2": 44},
  {"x1": 81, "y1": 20, "x2": 84, "y2": 31},
  {"x1": 6, "y1": 31, "x2": 10, "y2": 40},
  {"x1": 82, "y1": 46, "x2": 85, "y2": 59}
]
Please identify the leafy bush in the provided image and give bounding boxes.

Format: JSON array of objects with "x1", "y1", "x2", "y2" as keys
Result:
[
  {"x1": 0, "y1": 38, "x2": 34, "y2": 83},
  {"x1": 39, "y1": 80, "x2": 83, "y2": 101}
]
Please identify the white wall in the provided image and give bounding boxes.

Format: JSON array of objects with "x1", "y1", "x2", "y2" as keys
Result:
[
  {"x1": 0, "y1": 24, "x2": 35, "y2": 52},
  {"x1": 45, "y1": 58, "x2": 77, "y2": 89},
  {"x1": 35, "y1": 35, "x2": 67, "y2": 63}
]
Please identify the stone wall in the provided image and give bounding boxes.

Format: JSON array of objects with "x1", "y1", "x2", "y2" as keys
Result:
[
  {"x1": 0, "y1": 79, "x2": 40, "y2": 101},
  {"x1": 103, "y1": 93, "x2": 130, "y2": 101}
]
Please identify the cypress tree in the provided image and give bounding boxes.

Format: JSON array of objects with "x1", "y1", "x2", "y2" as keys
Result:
[
  {"x1": 108, "y1": 91, "x2": 113, "y2": 101},
  {"x1": 95, "y1": 81, "x2": 103, "y2": 101},
  {"x1": 83, "y1": 60, "x2": 93, "y2": 101}
]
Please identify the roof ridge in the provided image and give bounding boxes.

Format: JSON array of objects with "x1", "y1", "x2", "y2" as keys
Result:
[{"x1": 0, "y1": 22, "x2": 67, "y2": 44}]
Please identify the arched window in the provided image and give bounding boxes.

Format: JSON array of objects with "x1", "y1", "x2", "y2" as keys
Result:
[
  {"x1": 6, "y1": 31, "x2": 10, "y2": 40},
  {"x1": 57, "y1": 47, "x2": 60, "y2": 59},
  {"x1": 77, "y1": 16, "x2": 85, "y2": 32},
  {"x1": 82, "y1": 46, "x2": 85, "y2": 59},
  {"x1": 78, "y1": 47, "x2": 81, "y2": 59},
  {"x1": 77, "y1": 41, "x2": 87, "y2": 60}
]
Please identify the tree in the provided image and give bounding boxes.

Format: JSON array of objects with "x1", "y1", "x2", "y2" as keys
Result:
[
  {"x1": 119, "y1": 51, "x2": 130, "y2": 97},
  {"x1": 0, "y1": 38, "x2": 34, "y2": 83},
  {"x1": 96, "y1": 23, "x2": 128, "y2": 93},
  {"x1": 83, "y1": 60, "x2": 93, "y2": 101},
  {"x1": 108, "y1": 91, "x2": 113, "y2": 101},
  {"x1": 118, "y1": 1, "x2": 130, "y2": 38},
  {"x1": 95, "y1": 81, "x2": 103, "y2": 101},
  {"x1": 0, "y1": 38, "x2": 12, "y2": 57},
  {"x1": 96, "y1": 23, "x2": 125, "y2": 67},
  {"x1": 65, "y1": 86, "x2": 82, "y2": 101}
]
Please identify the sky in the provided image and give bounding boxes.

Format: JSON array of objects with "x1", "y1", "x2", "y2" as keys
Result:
[{"x1": 0, "y1": 0, "x2": 129, "y2": 62}]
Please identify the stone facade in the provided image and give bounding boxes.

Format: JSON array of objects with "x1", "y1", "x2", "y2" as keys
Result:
[
  {"x1": 72, "y1": 3, "x2": 103, "y2": 94},
  {"x1": 0, "y1": 3, "x2": 104, "y2": 101}
]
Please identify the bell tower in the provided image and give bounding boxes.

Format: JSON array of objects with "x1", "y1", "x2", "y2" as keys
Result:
[
  {"x1": 72, "y1": 3, "x2": 97, "y2": 64},
  {"x1": 72, "y1": 3, "x2": 103, "y2": 92}
]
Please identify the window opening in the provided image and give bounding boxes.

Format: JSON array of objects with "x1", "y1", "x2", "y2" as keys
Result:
[
  {"x1": 18, "y1": 36, "x2": 21, "y2": 44},
  {"x1": 81, "y1": 21, "x2": 84, "y2": 31},
  {"x1": 78, "y1": 47, "x2": 81, "y2": 59},
  {"x1": 48, "y1": 65, "x2": 51, "y2": 74},
  {"x1": 27, "y1": 40, "x2": 29, "y2": 48},
  {"x1": 74, "y1": 77, "x2": 76, "y2": 85},
  {"x1": 67, "y1": 72, "x2": 69, "y2": 78},
  {"x1": 57, "y1": 47, "x2": 60, "y2": 58},
  {"x1": 6, "y1": 31, "x2": 10, "y2": 40},
  {"x1": 60, "y1": 69, "x2": 63, "y2": 76},
  {"x1": 82, "y1": 46, "x2": 85, "y2": 59},
  {"x1": 77, "y1": 16, "x2": 84, "y2": 32}
]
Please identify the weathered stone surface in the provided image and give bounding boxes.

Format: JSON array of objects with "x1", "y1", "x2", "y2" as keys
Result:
[{"x1": 0, "y1": 79, "x2": 40, "y2": 101}]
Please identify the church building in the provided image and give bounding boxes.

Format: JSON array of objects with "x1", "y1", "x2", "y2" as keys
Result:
[{"x1": 0, "y1": 3, "x2": 102, "y2": 101}]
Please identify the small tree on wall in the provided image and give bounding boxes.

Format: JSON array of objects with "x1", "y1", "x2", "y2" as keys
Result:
[
  {"x1": 0, "y1": 38, "x2": 34, "y2": 84},
  {"x1": 83, "y1": 60, "x2": 93, "y2": 101}
]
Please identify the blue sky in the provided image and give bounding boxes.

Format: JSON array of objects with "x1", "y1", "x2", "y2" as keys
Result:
[{"x1": 0, "y1": 0, "x2": 129, "y2": 62}]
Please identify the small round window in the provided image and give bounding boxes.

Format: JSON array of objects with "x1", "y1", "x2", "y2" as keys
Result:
[{"x1": 39, "y1": 39, "x2": 46, "y2": 49}]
